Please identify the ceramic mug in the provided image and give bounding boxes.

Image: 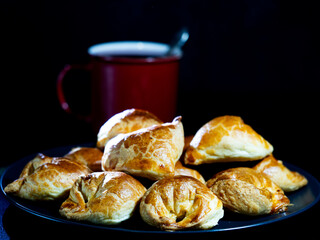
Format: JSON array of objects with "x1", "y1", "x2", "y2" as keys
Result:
[{"x1": 57, "y1": 41, "x2": 182, "y2": 131}]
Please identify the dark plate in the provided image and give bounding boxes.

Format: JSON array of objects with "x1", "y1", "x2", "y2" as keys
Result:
[{"x1": 1, "y1": 144, "x2": 320, "y2": 233}]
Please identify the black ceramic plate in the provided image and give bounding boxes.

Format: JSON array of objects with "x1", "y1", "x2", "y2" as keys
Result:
[{"x1": 1, "y1": 144, "x2": 320, "y2": 233}]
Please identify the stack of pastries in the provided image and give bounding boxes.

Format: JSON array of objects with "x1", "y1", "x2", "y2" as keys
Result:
[{"x1": 4, "y1": 109, "x2": 308, "y2": 231}]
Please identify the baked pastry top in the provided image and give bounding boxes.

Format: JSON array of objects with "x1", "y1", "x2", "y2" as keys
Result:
[
  {"x1": 184, "y1": 116, "x2": 273, "y2": 165},
  {"x1": 140, "y1": 175, "x2": 224, "y2": 231},
  {"x1": 64, "y1": 147, "x2": 103, "y2": 172},
  {"x1": 4, "y1": 153, "x2": 91, "y2": 200},
  {"x1": 174, "y1": 161, "x2": 205, "y2": 183},
  {"x1": 97, "y1": 108, "x2": 163, "y2": 149},
  {"x1": 59, "y1": 171, "x2": 146, "y2": 225},
  {"x1": 206, "y1": 167, "x2": 290, "y2": 215},
  {"x1": 253, "y1": 155, "x2": 308, "y2": 192},
  {"x1": 102, "y1": 116, "x2": 184, "y2": 180}
]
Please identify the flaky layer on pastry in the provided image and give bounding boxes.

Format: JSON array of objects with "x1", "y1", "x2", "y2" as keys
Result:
[
  {"x1": 207, "y1": 167, "x2": 290, "y2": 216},
  {"x1": 59, "y1": 171, "x2": 146, "y2": 225},
  {"x1": 97, "y1": 108, "x2": 163, "y2": 149},
  {"x1": 102, "y1": 117, "x2": 184, "y2": 180},
  {"x1": 174, "y1": 161, "x2": 205, "y2": 183},
  {"x1": 253, "y1": 155, "x2": 308, "y2": 192},
  {"x1": 140, "y1": 175, "x2": 223, "y2": 231},
  {"x1": 184, "y1": 116, "x2": 273, "y2": 165},
  {"x1": 4, "y1": 154, "x2": 91, "y2": 200},
  {"x1": 64, "y1": 147, "x2": 103, "y2": 172}
]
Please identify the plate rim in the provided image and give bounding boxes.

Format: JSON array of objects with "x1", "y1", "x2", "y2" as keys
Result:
[{"x1": 1, "y1": 143, "x2": 320, "y2": 234}]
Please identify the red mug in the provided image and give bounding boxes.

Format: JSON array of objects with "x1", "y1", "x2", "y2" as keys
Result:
[{"x1": 57, "y1": 41, "x2": 182, "y2": 131}]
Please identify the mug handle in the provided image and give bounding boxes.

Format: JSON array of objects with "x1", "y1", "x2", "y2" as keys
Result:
[{"x1": 56, "y1": 63, "x2": 92, "y2": 122}]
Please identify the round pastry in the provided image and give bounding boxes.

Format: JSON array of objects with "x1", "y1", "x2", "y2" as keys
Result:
[
  {"x1": 184, "y1": 115, "x2": 273, "y2": 165},
  {"x1": 102, "y1": 116, "x2": 184, "y2": 180},
  {"x1": 206, "y1": 167, "x2": 290, "y2": 215},
  {"x1": 59, "y1": 171, "x2": 146, "y2": 225},
  {"x1": 4, "y1": 153, "x2": 91, "y2": 200},
  {"x1": 64, "y1": 147, "x2": 103, "y2": 172},
  {"x1": 140, "y1": 175, "x2": 224, "y2": 231},
  {"x1": 97, "y1": 108, "x2": 163, "y2": 149},
  {"x1": 253, "y1": 155, "x2": 308, "y2": 192}
]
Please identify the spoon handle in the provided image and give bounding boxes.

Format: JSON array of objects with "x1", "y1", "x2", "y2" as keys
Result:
[{"x1": 166, "y1": 27, "x2": 189, "y2": 56}]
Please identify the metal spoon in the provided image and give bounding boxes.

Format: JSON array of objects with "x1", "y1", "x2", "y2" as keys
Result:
[{"x1": 165, "y1": 27, "x2": 189, "y2": 56}]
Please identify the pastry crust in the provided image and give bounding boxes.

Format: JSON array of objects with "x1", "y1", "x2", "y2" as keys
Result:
[
  {"x1": 253, "y1": 155, "x2": 308, "y2": 192},
  {"x1": 174, "y1": 161, "x2": 205, "y2": 183},
  {"x1": 183, "y1": 135, "x2": 194, "y2": 151},
  {"x1": 140, "y1": 175, "x2": 224, "y2": 231},
  {"x1": 206, "y1": 167, "x2": 290, "y2": 215},
  {"x1": 59, "y1": 171, "x2": 146, "y2": 225},
  {"x1": 65, "y1": 147, "x2": 103, "y2": 172},
  {"x1": 102, "y1": 117, "x2": 184, "y2": 180},
  {"x1": 97, "y1": 108, "x2": 163, "y2": 149},
  {"x1": 184, "y1": 116, "x2": 273, "y2": 165},
  {"x1": 4, "y1": 154, "x2": 91, "y2": 200}
]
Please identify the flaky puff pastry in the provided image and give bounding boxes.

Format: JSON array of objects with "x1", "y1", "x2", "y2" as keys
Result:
[
  {"x1": 185, "y1": 116, "x2": 273, "y2": 165},
  {"x1": 4, "y1": 154, "x2": 91, "y2": 200},
  {"x1": 207, "y1": 167, "x2": 290, "y2": 216},
  {"x1": 65, "y1": 147, "x2": 103, "y2": 172},
  {"x1": 174, "y1": 161, "x2": 205, "y2": 183},
  {"x1": 59, "y1": 171, "x2": 146, "y2": 225},
  {"x1": 140, "y1": 176, "x2": 224, "y2": 231},
  {"x1": 97, "y1": 108, "x2": 163, "y2": 149},
  {"x1": 102, "y1": 117, "x2": 184, "y2": 180},
  {"x1": 253, "y1": 155, "x2": 308, "y2": 192}
]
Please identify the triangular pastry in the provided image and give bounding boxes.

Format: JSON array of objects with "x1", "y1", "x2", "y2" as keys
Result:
[
  {"x1": 64, "y1": 147, "x2": 103, "y2": 172},
  {"x1": 60, "y1": 171, "x2": 146, "y2": 225},
  {"x1": 207, "y1": 167, "x2": 290, "y2": 215},
  {"x1": 253, "y1": 155, "x2": 308, "y2": 192},
  {"x1": 184, "y1": 115, "x2": 273, "y2": 165},
  {"x1": 102, "y1": 117, "x2": 184, "y2": 180},
  {"x1": 4, "y1": 153, "x2": 91, "y2": 200},
  {"x1": 97, "y1": 108, "x2": 163, "y2": 149}
]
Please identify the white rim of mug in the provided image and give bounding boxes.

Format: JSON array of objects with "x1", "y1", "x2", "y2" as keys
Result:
[{"x1": 87, "y1": 41, "x2": 182, "y2": 62}]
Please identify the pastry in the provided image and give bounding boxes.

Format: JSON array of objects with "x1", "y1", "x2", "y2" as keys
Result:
[
  {"x1": 183, "y1": 135, "x2": 194, "y2": 151},
  {"x1": 206, "y1": 167, "x2": 290, "y2": 215},
  {"x1": 174, "y1": 161, "x2": 205, "y2": 183},
  {"x1": 97, "y1": 108, "x2": 163, "y2": 149},
  {"x1": 59, "y1": 171, "x2": 146, "y2": 225},
  {"x1": 184, "y1": 115, "x2": 273, "y2": 165},
  {"x1": 253, "y1": 155, "x2": 308, "y2": 192},
  {"x1": 140, "y1": 175, "x2": 224, "y2": 231},
  {"x1": 4, "y1": 153, "x2": 91, "y2": 200},
  {"x1": 64, "y1": 147, "x2": 103, "y2": 172},
  {"x1": 102, "y1": 116, "x2": 184, "y2": 180}
]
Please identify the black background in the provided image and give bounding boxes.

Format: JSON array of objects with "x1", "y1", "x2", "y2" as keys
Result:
[{"x1": 1, "y1": 0, "x2": 319, "y2": 238}]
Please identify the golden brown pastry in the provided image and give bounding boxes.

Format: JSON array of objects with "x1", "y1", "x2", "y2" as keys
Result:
[
  {"x1": 97, "y1": 108, "x2": 163, "y2": 149},
  {"x1": 174, "y1": 161, "x2": 205, "y2": 183},
  {"x1": 60, "y1": 171, "x2": 146, "y2": 225},
  {"x1": 140, "y1": 175, "x2": 224, "y2": 231},
  {"x1": 183, "y1": 135, "x2": 194, "y2": 151},
  {"x1": 64, "y1": 147, "x2": 103, "y2": 172},
  {"x1": 253, "y1": 155, "x2": 308, "y2": 192},
  {"x1": 102, "y1": 117, "x2": 184, "y2": 180},
  {"x1": 206, "y1": 167, "x2": 290, "y2": 215},
  {"x1": 184, "y1": 116, "x2": 273, "y2": 165},
  {"x1": 4, "y1": 153, "x2": 91, "y2": 200}
]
